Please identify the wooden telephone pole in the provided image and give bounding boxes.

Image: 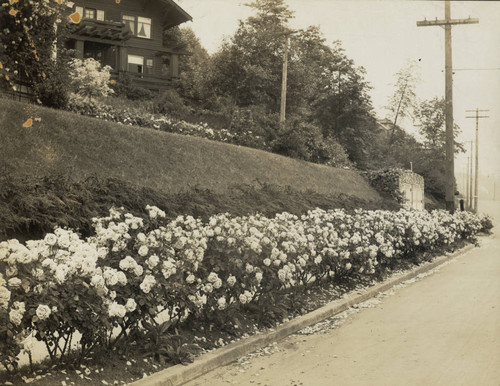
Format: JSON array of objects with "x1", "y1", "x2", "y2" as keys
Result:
[
  {"x1": 468, "y1": 141, "x2": 474, "y2": 210},
  {"x1": 466, "y1": 108, "x2": 489, "y2": 213},
  {"x1": 280, "y1": 30, "x2": 300, "y2": 129},
  {"x1": 463, "y1": 140, "x2": 473, "y2": 210},
  {"x1": 466, "y1": 156, "x2": 470, "y2": 207},
  {"x1": 280, "y1": 36, "x2": 290, "y2": 129},
  {"x1": 417, "y1": 0, "x2": 478, "y2": 212}
]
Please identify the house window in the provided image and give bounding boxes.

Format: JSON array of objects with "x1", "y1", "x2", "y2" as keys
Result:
[
  {"x1": 123, "y1": 15, "x2": 152, "y2": 39},
  {"x1": 84, "y1": 8, "x2": 96, "y2": 19},
  {"x1": 137, "y1": 17, "x2": 152, "y2": 39},
  {"x1": 161, "y1": 56, "x2": 170, "y2": 76},
  {"x1": 146, "y1": 58, "x2": 154, "y2": 74},
  {"x1": 123, "y1": 15, "x2": 136, "y2": 35},
  {"x1": 77, "y1": 6, "x2": 104, "y2": 20},
  {"x1": 128, "y1": 55, "x2": 144, "y2": 73}
]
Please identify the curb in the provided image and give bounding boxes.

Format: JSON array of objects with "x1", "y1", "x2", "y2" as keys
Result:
[{"x1": 132, "y1": 241, "x2": 480, "y2": 386}]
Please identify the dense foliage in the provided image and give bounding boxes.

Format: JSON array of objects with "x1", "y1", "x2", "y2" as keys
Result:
[
  {"x1": 362, "y1": 169, "x2": 406, "y2": 203},
  {"x1": 0, "y1": 0, "x2": 73, "y2": 107},
  {"x1": 167, "y1": 0, "x2": 375, "y2": 167}
]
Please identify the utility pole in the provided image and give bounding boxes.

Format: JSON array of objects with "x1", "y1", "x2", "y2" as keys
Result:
[
  {"x1": 466, "y1": 156, "x2": 470, "y2": 209},
  {"x1": 463, "y1": 140, "x2": 473, "y2": 210},
  {"x1": 279, "y1": 30, "x2": 300, "y2": 129},
  {"x1": 469, "y1": 141, "x2": 474, "y2": 210},
  {"x1": 279, "y1": 36, "x2": 290, "y2": 129},
  {"x1": 466, "y1": 108, "x2": 489, "y2": 213},
  {"x1": 417, "y1": 0, "x2": 478, "y2": 212}
]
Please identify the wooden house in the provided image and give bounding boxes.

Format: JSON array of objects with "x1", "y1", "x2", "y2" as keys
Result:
[{"x1": 67, "y1": 0, "x2": 192, "y2": 91}]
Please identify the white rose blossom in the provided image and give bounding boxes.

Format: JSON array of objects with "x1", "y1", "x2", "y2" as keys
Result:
[
  {"x1": 227, "y1": 275, "x2": 236, "y2": 287},
  {"x1": 125, "y1": 298, "x2": 137, "y2": 312},
  {"x1": 36, "y1": 304, "x2": 52, "y2": 321}
]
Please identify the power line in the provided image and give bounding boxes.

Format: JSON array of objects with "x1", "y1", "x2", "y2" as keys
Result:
[{"x1": 453, "y1": 68, "x2": 500, "y2": 71}]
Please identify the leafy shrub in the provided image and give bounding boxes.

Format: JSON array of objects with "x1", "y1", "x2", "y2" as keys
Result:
[
  {"x1": 36, "y1": 73, "x2": 69, "y2": 109},
  {"x1": 362, "y1": 168, "x2": 405, "y2": 203},
  {"x1": 479, "y1": 215, "x2": 494, "y2": 234},
  {"x1": 154, "y1": 89, "x2": 191, "y2": 118},
  {"x1": 272, "y1": 121, "x2": 351, "y2": 168},
  {"x1": 110, "y1": 74, "x2": 154, "y2": 101}
]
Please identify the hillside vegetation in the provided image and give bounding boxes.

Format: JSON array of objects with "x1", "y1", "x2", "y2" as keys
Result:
[
  {"x1": 0, "y1": 99, "x2": 381, "y2": 200},
  {"x1": 0, "y1": 99, "x2": 399, "y2": 242}
]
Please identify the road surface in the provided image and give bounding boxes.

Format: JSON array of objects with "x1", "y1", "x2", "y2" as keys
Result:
[{"x1": 185, "y1": 201, "x2": 500, "y2": 386}]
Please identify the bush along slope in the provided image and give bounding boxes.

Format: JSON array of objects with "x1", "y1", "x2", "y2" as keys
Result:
[{"x1": 0, "y1": 205, "x2": 493, "y2": 374}]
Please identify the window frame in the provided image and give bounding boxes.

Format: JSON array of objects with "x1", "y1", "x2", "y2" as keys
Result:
[
  {"x1": 122, "y1": 15, "x2": 136, "y2": 36},
  {"x1": 76, "y1": 6, "x2": 105, "y2": 21},
  {"x1": 128, "y1": 54, "x2": 145, "y2": 74},
  {"x1": 96, "y1": 10, "x2": 105, "y2": 21},
  {"x1": 136, "y1": 16, "x2": 152, "y2": 39},
  {"x1": 84, "y1": 8, "x2": 96, "y2": 20},
  {"x1": 122, "y1": 14, "x2": 152, "y2": 39}
]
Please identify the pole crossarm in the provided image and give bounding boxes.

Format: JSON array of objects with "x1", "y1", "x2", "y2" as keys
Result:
[{"x1": 417, "y1": 18, "x2": 478, "y2": 27}]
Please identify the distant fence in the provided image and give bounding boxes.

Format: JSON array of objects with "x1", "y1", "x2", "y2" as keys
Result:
[{"x1": 0, "y1": 84, "x2": 34, "y2": 103}]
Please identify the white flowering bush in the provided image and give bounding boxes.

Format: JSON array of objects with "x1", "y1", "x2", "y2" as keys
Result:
[
  {"x1": 68, "y1": 58, "x2": 114, "y2": 101},
  {"x1": 0, "y1": 229, "x2": 109, "y2": 372},
  {"x1": 0, "y1": 206, "x2": 491, "y2": 371},
  {"x1": 65, "y1": 97, "x2": 270, "y2": 150}
]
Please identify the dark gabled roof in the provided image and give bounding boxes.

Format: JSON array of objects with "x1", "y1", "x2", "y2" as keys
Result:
[{"x1": 157, "y1": 0, "x2": 193, "y2": 29}]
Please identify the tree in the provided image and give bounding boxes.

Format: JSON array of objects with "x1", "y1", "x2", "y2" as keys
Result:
[
  {"x1": 200, "y1": 0, "x2": 375, "y2": 166},
  {"x1": 415, "y1": 97, "x2": 464, "y2": 153},
  {"x1": 398, "y1": 97, "x2": 464, "y2": 201},
  {"x1": 204, "y1": 0, "x2": 293, "y2": 108},
  {"x1": 164, "y1": 26, "x2": 210, "y2": 103},
  {"x1": 385, "y1": 60, "x2": 421, "y2": 145},
  {"x1": 308, "y1": 40, "x2": 376, "y2": 166},
  {"x1": 0, "y1": 0, "x2": 73, "y2": 106}
]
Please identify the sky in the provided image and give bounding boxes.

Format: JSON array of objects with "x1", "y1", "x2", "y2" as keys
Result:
[{"x1": 176, "y1": 0, "x2": 500, "y2": 177}]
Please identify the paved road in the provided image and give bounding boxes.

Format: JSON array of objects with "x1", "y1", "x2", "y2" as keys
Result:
[{"x1": 185, "y1": 201, "x2": 500, "y2": 386}]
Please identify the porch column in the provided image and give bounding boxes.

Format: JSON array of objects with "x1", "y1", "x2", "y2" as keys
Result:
[
  {"x1": 118, "y1": 45, "x2": 128, "y2": 73},
  {"x1": 170, "y1": 54, "x2": 179, "y2": 78},
  {"x1": 75, "y1": 40, "x2": 84, "y2": 59}
]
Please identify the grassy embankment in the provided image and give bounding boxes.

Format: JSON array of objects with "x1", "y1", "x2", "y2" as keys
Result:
[{"x1": 0, "y1": 99, "x2": 397, "y2": 240}]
